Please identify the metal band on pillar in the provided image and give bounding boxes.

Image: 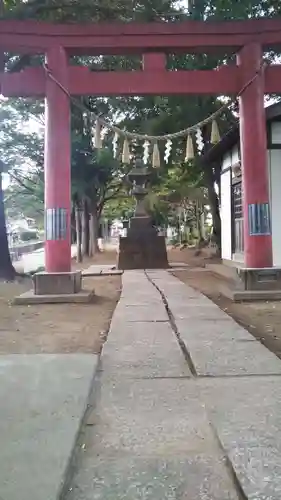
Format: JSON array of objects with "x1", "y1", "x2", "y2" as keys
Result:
[
  {"x1": 45, "y1": 208, "x2": 67, "y2": 240},
  {"x1": 248, "y1": 203, "x2": 271, "y2": 236}
]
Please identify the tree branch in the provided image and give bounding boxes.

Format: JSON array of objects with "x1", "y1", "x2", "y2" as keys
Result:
[{"x1": 8, "y1": 171, "x2": 42, "y2": 199}]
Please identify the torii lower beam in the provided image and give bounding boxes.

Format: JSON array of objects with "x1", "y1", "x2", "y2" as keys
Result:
[{"x1": 2, "y1": 65, "x2": 281, "y2": 97}]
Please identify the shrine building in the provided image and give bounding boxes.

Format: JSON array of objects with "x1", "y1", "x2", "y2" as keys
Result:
[{"x1": 202, "y1": 102, "x2": 281, "y2": 268}]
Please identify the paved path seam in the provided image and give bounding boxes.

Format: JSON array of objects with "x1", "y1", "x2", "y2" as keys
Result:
[{"x1": 144, "y1": 270, "x2": 197, "y2": 376}]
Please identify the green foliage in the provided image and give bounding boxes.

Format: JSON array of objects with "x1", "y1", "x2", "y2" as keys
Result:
[
  {"x1": 103, "y1": 195, "x2": 135, "y2": 222},
  {"x1": 4, "y1": 180, "x2": 44, "y2": 224},
  {"x1": 0, "y1": 98, "x2": 129, "y2": 226}
]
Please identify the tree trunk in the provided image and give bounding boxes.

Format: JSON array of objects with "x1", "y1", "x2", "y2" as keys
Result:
[
  {"x1": 75, "y1": 205, "x2": 82, "y2": 263},
  {"x1": 71, "y1": 208, "x2": 76, "y2": 244},
  {"x1": 88, "y1": 214, "x2": 93, "y2": 258},
  {"x1": 89, "y1": 206, "x2": 100, "y2": 256},
  {"x1": 203, "y1": 165, "x2": 221, "y2": 253},
  {"x1": 81, "y1": 198, "x2": 89, "y2": 256},
  {"x1": 0, "y1": 170, "x2": 16, "y2": 281},
  {"x1": 195, "y1": 202, "x2": 205, "y2": 242}
]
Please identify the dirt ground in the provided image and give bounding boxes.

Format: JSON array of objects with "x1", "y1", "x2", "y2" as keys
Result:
[
  {"x1": 168, "y1": 247, "x2": 281, "y2": 360},
  {"x1": 0, "y1": 251, "x2": 120, "y2": 355},
  {"x1": 3, "y1": 245, "x2": 281, "y2": 359}
]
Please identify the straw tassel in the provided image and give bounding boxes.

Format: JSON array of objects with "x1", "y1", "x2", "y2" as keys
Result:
[
  {"x1": 185, "y1": 134, "x2": 194, "y2": 161},
  {"x1": 94, "y1": 119, "x2": 102, "y2": 149},
  {"x1": 152, "y1": 141, "x2": 161, "y2": 168},
  {"x1": 210, "y1": 119, "x2": 220, "y2": 144},
  {"x1": 143, "y1": 140, "x2": 150, "y2": 165},
  {"x1": 122, "y1": 138, "x2": 130, "y2": 164},
  {"x1": 112, "y1": 132, "x2": 119, "y2": 158},
  {"x1": 195, "y1": 128, "x2": 204, "y2": 154}
]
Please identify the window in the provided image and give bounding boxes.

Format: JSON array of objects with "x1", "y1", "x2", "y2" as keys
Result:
[
  {"x1": 233, "y1": 182, "x2": 243, "y2": 220},
  {"x1": 271, "y1": 122, "x2": 281, "y2": 145},
  {"x1": 232, "y1": 181, "x2": 244, "y2": 254}
]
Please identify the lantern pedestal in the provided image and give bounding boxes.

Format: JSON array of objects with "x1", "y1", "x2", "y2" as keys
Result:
[{"x1": 118, "y1": 229, "x2": 168, "y2": 270}]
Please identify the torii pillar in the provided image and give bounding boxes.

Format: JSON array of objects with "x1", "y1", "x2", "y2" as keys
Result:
[
  {"x1": 44, "y1": 46, "x2": 71, "y2": 273},
  {"x1": 237, "y1": 43, "x2": 272, "y2": 269},
  {"x1": 32, "y1": 46, "x2": 82, "y2": 298}
]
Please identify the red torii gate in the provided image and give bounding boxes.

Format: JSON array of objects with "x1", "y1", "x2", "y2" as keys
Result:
[{"x1": 1, "y1": 18, "x2": 281, "y2": 273}]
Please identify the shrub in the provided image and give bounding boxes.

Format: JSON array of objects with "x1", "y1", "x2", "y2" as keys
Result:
[{"x1": 20, "y1": 230, "x2": 39, "y2": 242}]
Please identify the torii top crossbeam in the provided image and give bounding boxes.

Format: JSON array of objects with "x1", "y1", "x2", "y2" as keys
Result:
[{"x1": 1, "y1": 17, "x2": 281, "y2": 54}]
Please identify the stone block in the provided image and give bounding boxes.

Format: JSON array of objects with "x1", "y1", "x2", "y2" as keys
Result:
[
  {"x1": 117, "y1": 235, "x2": 168, "y2": 270},
  {"x1": 128, "y1": 215, "x2": 155, "y2": 233},
  {"x1": 236, "y1": 267, "x2": 281, "y2": 291},
  {"x1": 220, "y1": 283, "x2": 281, "y2": 302},
  {"x1": 33, "y1": 270, "x2": 82, "y2": 295},
  {"x1": 14, "y1": 289, "x2": 94, "y2": 305}
]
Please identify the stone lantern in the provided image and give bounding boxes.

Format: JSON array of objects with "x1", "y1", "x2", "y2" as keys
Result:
[
  {"x1": 117, "y1": 158, "x2": 168, "y2": 270},
  {"x1": 128, "y1": 159, "x2": 150, "y2": 218}
]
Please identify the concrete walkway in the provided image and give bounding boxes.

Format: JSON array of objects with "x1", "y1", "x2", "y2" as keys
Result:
[
  {"x1": 65, "y1": 270, "x2": 281, "y2": 500},
  {"x1": 0, "y1": 354, "x2": 99, "y2": 500}
]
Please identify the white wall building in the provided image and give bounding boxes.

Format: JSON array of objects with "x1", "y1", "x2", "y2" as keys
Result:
[{"x1": 202, "y1": 102, "x2": 281, "y2": 267}]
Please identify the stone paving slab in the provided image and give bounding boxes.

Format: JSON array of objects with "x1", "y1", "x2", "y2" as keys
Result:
[
  {"x1": 167, "y1": 303, "x2": 234, "y2": 321},
  {"x1": 113, "y1": 303, "x2": 168, "y2": 322},
  {"x1": 148, "y1": 275, "x2": 205, "y2": 301},
  {"x1": 114, "y1": 272, "x2": 169, "y2": 321},
  {"x1": 67, "y1": 378, "x2": 240, "y2": 500},
  {"x1": 186, "y1": 338, "x2": 281, "y2": 376},
  {"x1": 67, "y1": 453, "x2": 239, "y2": 500},
  {"x1": 169, "y1": 261, "x2": 190, "y2": 267},
  {"x1": 82, "y1": 265, "x2": 122, "y2": 277},
  {"x1": 176, "y1": 318, "x2": 255, "y2": 343},
  {"x1": 117, "y1": 296, "x2": 161, "y2": 306},
  {"x1": 197, "y1": 376, "x2": 281, "y2": 500},
  {"x1": 83, "y1": 264, "x2": 115, "y2": 272},
  {"x1": 83, "y1": 269, "x2": 122, "y2": 276},
  {"x1": 120, "y1": 272, "x2": 163, "y2": 300},
  {"x1": 101, "y1": 321, "x2": 191, "y2": 378},
  {"x1": 148, "y1": 274, "x2": 232, "y2": 321},
  {"x1": 87, "y1": 378, "x2": 217, "y2": 455},
  {"x1": 0, "y1": 354, "x2": 98, "y2": 500},
  {"x1": 118, "y1": 289, "x2": 161, "y2": 305}
]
